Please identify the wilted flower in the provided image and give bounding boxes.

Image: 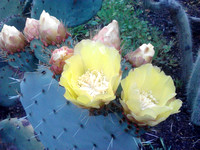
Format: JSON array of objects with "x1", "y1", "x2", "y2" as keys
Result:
[
  {"x1": 49, "y1": 46, "x2": 74, "y2": 75},
  {"x1": 39, "y1": 10, "x2": 69, "y2": 45},
  {"x1": 120, "y1": 64, "x2": 182, "y2": 126},
  {"x1": 0, "y1": 25, "x2": 26, "y2": 53},
  {"x1": 125, "y1": 43, "x2": 155, "y2": 67},
  {"x1": 59, "y1": 40, "x2": 121, "y2": 108},
  {"x1": 93, "y1": 20, "x2": 121, "y2": 50},
  {"x1": 24, "y1": 18, "x2": 39, "y2": 42}
]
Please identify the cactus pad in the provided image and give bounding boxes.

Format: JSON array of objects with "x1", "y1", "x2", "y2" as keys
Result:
[
  {"x1": 187, "y1": 52, "x2": 200, "y2": 108},
  {"x1": 3, "y1": 47, "x2": 39, "y2": 72},
  {"x1": 20, "y1": 66, "x2": 142, "y2": 149},
  {"x1": 30, "y1": 37, "x2": 74, "y2": 65},
  {"x1": 187, "y1": 52, "x2": 200, "y2": 125},
  {"x1": 0, "y1": 0, "x2": 25, "y2": 21},
  {"x1": 31, "y1": 0, "x2": 102, "y2": 27},
  {"x1": 0, "y1": 118, "x2": 44, "y2": 150},
  {"x1": 116, "y1": 59, "x2": 133, "y2": 96},
  {"x1": 0, "y1": 65, "x2": 21, "y2": 107},
  {"x1": 191, "y1": 89, "x2": 200, "y2": 126},
  {"x1": 0, "y1": 57, "x2": 7, "y2": 68},
  {"x1": 0, "y1": 16, "x2": 26, "y2": 32}
]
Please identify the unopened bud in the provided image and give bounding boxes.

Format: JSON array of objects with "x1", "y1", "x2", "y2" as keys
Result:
[
  {"x1": 49, "y1": 46, "x2": 74, "y2": 75},
  {"x1": 39, "y1": 10, "x2": 69, "y2": 45},
  {"x1": 125, "y1": 43, "x2": 155, "y2": 67},
  {"x1": 93, "y1": 20, "x2": 120, "y2": 50},
  {"x1": 24, "y1": 18, "x2": 39, "y2": 42},
  {"x1": 0, "y1": 25, "x2": 26, "y2": 53}
]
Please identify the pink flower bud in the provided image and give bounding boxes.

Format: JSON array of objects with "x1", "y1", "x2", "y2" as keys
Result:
[
  {"x1": 49, "y1": 46, "x2": 74, "y2": 75},
  {"x1": 125, "y1": 43, "x2": 155, "y2": 67},
  {"x1": 24, "y1": 18, "x2": 39, "y2": 42},
  {"x1": 93, "y1": 20, "x2": 121, "y2": 50},
  {"x1": 39, "y1": 10, "x2": 69, "y2": 45},
  {"x1": 0, "y1": 25, "x2": 26, "y2": 53}
]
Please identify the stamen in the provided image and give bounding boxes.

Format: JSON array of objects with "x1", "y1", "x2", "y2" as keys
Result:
[
  {"x1": 78, "y1": 70, "x2": 109, "y2": 99},
  {"x1": 138, "y1": 90, "x2": 158, "y2": 110}
]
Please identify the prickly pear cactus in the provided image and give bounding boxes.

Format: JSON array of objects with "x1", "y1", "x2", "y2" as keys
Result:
[
  {"x1": 191, "y1": 89, "x2": 200, "y2": 126},
  {"x1": 121, "y1": 58, "x2": 133, "y2": 79},
  {"x1": 2, "y1": 47, "x2": 39, "y2": 72},
  {"x1": 30, "y1": 37, "x2": 74, "y2": 64},
  {"x1": 0, "y1": 57, "x2": 7, "y2": 68},
  {"x1": 0, "y1": 118, "x2": 44, "y2": 150},
  {"x1": 0, "y1": 0, "x2": 25, "y2": 21},
  {"x1": 22, "y1": 0, "x2": 33, "y2": 17},
  {"x1": 116, "y1": 59, "x2": 132, "y2": 96},
  {"x1": 0, "y1": 16, "x2": 26, "y2": 31},
  {"x1": 187, "y1": 52, "x2": 200, "y2": 108},
  {"x1": 31, "y1": 0, "x2": 103, "y2": 27},
  {"x1": 20, "y1": 66, "x2": 143, "y2": 149},
  {"x1": 0, "y1": 14, "x2": 38, "y2": 72},
  {"x1": 0, "y1": 65, "x2": 21, "y2": 107},
  {"x1": 187, "y1": 52, "x2": 200, "y2": 125}
]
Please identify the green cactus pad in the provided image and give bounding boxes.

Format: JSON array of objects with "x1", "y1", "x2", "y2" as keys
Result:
[
  {"x1": 0, "y1": 0, "x2": 25, "y2": 21},
  {"x1": 0, "y1": 57, "x2": 7, "y2": 68},
  {"x1": 0, "y1": 118, "x2": 44, "y2": 150},
  {"x1": 187, "y1": 52, "x2": 200, "y2": 125},
  {"x1": 191, "y1": 89, "x2": 200, "y2": 126},
  {"x1": 116, "y1": 59, "x2": 132, "y2": 96},
  {"x1": 20, "y1": 66, "x2": 143, "y2": 149},
  {"x1": 31, "y1": 0, "x2": 102, "y2": 27},
  {"x1": 0, "y1": 65, "x2": 21, "y2": 107},
  {"x1": 30, "y1": 36, "x2": 74, "y2": 65},
  {"x1": 3, "y1": 47, "x2": 39, "y2": 72},
  {"x1": 187, "y1": 52, "x2": 200, "y2": 108},
  {"x1": 0, "y1": 16, "x2": 26, "y2": 32}
]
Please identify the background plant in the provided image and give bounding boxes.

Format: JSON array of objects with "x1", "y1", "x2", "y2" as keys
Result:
[{"x1": 69, "y1": 0, "x2": 173, "y2": 61}]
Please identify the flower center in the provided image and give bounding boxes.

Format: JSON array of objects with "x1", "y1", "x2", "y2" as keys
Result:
[
  {"x1": 78, "y1": 70, "x2": 109, "y2": 98},
  {"x1": 139, "y1": 90, "x2": 158, "y2": 110}
]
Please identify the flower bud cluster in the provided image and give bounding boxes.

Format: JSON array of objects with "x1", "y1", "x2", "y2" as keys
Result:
[{"x1": 0, "y1": 10, "x2": 69, "y2": 53}]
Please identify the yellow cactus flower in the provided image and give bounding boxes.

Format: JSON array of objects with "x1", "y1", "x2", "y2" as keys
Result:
[
  {"x1": 120, "y1": 64, "x2": 182, "y2": 126},
  {"x1": 59, "y1": 40, "x2": 121, "y2": 108}
]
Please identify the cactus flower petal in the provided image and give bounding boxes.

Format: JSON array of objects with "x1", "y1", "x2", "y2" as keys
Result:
[
  {"x1": 120, "y1": 64, "x2": 182, "y2": 126},
  {"x1": 93, "y1": 20, "x2": 121, "y2": 50},
  {"x1": 0, "y1": 25, "x2": 26, "y2": 53},
  {"x1": 125, "y1": 43, "x2": 155, "y2": 67},
  {"x1": 60, "y1": 40, "x2": 121, "y2": 108},
  {"x1": 24, "y1": 18, "x2": 39, "y2": 42},
  {"x1": 49, "y1": 46, "x2": 74, "y2": 75}
]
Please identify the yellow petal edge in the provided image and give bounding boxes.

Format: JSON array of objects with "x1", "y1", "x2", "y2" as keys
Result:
[
  {"x1": 120, "y1": 63, "x2": 182, "y2": 126},
  {"x1": 59, "y1": 39, "x2": 121, "y2": 108}
]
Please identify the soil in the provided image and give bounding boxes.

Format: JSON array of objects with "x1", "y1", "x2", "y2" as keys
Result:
[{"x1": 0, "y1": 0, "x2": 200, "y2": 150}]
